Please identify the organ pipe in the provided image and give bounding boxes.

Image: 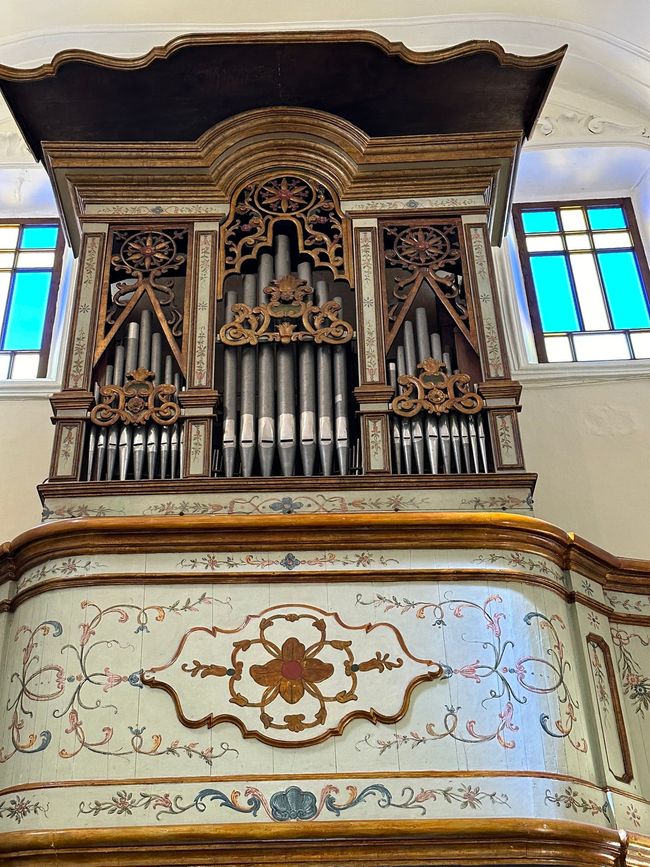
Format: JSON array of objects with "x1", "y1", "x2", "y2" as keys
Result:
[
  {"x1": 389, "y1": 306, "x2": 489, "y2": 475},
  {"x1": 86, "y1": 309, "x2": 184, "y2": 482},
  {"x1": 216, "y1": 233, "x2": 356, "y2": 478}
]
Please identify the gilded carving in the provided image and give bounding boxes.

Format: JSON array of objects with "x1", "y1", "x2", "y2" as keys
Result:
[
  {"x1": 391, "y1": 358, "x2": 484, "y2": 418},
  {"x1": 89, "y1": 368, "x2": 179, "y2": 427},
  {"x1": 221, "y1": 175, "x2": 350, "y2": 287},
  {"x1": 219, "y1": 274, "x2": 353, "y2": 346}
]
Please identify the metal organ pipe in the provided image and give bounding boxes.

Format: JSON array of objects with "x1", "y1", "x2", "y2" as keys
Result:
[
  {"x1": 396, "y1": 345, "x2": 412, "y2": 474},
  {"x1": 257, "y1": 253, "x2": 275, "y2": 476},
  {"x1": 217, "y1": 234, "x2": 355, "y2": 478},
  {"x1": 147, "y1": 333, "x2": 162, "y2": 479},
  {"x1": 315, "y1": 280, "x2": 334, "y2": 476},
  {"x1": 275, "y1": 236, "x2": 296, "y2": 477},
  {"x1": 239, "y1": 275, "x2": 257, "y2": 477},
  {"x1": 86, "y1": 308, "x2": 184, "y2": 482},
  {"x1": 297, "y1": 261, "x2": 316, "y2": 476},
  {"x1": 404, "y1": 320, "x2": 425, "y2": 474},
  {"x1": 332, "y1": 296, "x2": 349, "y2": 475},
  {"x1": 222, "y1": 289, "x2": 238, "y2": 478}
]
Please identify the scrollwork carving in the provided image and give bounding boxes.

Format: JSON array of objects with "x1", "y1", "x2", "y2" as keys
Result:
[
  {"x1": 89, "y1": 368, "x2": 180, "y2": 427},
  {"x1": 391, "y1": 358, "x2": 484, "y2": 418},
  {"x1": 219, "y1": 274, "x2": 354, "y2": 346},
  {"x1": 221, "y1": 175, "x2": 349, "y2": 285}
]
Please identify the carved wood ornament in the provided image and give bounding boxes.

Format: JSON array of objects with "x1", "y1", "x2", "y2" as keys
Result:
[
  {"x1": 391, "y1": 358, "x2": 485, "y2": 418},
  {"x1": 383, "y1": 222, "x2": 478, "y2": 352},
  {"x1": 94, "y1": 228, "x2": 188, "y2": 373},
  {"x1": 89, "y1": 368, "x2": 180, "y2": 427},
  {"x1": 219, "y1": 174, "x2": 353, "y2": 293},
  {"x1": 219, "y1": 274, "x2": 354, "y2": 346}
]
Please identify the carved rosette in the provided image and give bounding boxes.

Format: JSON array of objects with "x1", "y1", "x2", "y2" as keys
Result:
[
  {"x1": 89, "y1": 368, "x2": 180, "y2": 427},
  {"x1": 382, "y1": 221, "x2": 477, "y2": 351},
  {"x1": 142, "y1": 605, "x2": 442, "y2": 747},
  {"x1": 391, "y1": 358, "x2": 484, "y2": 418},
  {"x1": 219, "y1": 274, "x2": 354, "y2": 346},
  {"x1": 220, "y1": 175, "x2": 351, "y2": 287}
]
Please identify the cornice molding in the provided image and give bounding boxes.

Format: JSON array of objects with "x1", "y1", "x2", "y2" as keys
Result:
[
  {"x1": 0, "y1": 31, "x2": 567, "y2": 80},
  {"x1": 0, "y1": 816, "x2": 634, "y2": 866},
  {"x1": 0, "y1": 511, "x2": 648, "y2": 593}
]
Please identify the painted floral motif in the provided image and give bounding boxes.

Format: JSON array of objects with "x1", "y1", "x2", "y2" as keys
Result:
[
  {"x1": 358, "y1": 230, "x2": 381, "y2": 381},
  {"x1": 0, "y1": 594, "x2": 235, "y2": 765},
  {"x1": 78, "y1": 782, "x2": 509, "y2": 822},
  {"x1": 611, "y1": 627, "x2": 650, "y2": 717},
  {"x1": 44, "y1": 489, "x2": 535, "y2": 521},
  {"x1": 460, "y1": 494, "x2": 533, "y2": 511},
  {"x1": 42, "y1": 503, "x2": 125, "y2": 521},
  {"x1": 581, "y1": 580, "x2": 595, "y2": 598},
  {"x1": 588, "y1": 644, "x2": 610, "y2": 712},
  {"x1": 604, "y1": 592, "x2": 650, "y2": 614},
  {"x1": 626, "y1": 803, "x2": 642, "y2": 828},
  {"x1": 496, "y1": 416, "x2": 513, "y2": 453},
  {"x1": 356, "y1": 593, "x2": 587, "y2": 752},
  {"x1": 17, "y1": 558, "x2": 107, "y2": 591},
  {"x1": 473, "y1": 552, "x2": 562, "y2": 580},
  {"x1": 0, "y1": 796, "x2": 49, "y2": 825},
  {"x1": 177, "y1": 551, "x2": 399, "y2": 572},
  {"x1": 544, "y1": 786, "x2": 609, "y2": 820}
]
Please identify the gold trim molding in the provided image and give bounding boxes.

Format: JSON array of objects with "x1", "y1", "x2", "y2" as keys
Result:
[
  {"x1": 0, "y1": 818, "x2": 640, "y2": 867},
  {"x1": 0, "y1": 512, "x2": 648, "y2": 594}
]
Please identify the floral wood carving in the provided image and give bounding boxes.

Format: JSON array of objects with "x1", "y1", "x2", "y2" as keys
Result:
[
  {"x1": 219, "y1": 274, "x2": 353, "y2": 346},
  {"x1": 382, "y1": 222, "x2": 477, "y2": 352},
  {"x1": 391, "y1": 358, "x2": 484, "y2": 417},
  {"x1": 95, "y1": 228, "x2": 188, "y2": 372},
  {"x1": 89, "y1": 368, "x2": 180, "y2": 427},
  {"x1": 220, "y1": 175, "x2": 351, "y2": 291},
  {"x1": 141, "y1": 604, "x2": 442, "y2": 747}
]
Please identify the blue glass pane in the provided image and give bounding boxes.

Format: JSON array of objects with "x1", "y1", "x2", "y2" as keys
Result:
[
  {"x1": 530, "y1": 255, "x2": 580, "y2": 332},
  {"x1": 521, "y1": 210, "x2": 560, "y2": 234},
  {"x1": 2, "y1": 271, "x2": 51, "y2": 350},
  {"x1": 598, "y1": 252, "x2": 650, "y2": 329},
  {"x1": 587, "y1": 207, "x2": 626, "y2": 230},
  {"x1": 20, "y1": 226, "x2": 58, "y2": 249}
]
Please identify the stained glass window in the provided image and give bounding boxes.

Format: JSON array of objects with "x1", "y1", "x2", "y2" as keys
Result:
[
  {"x1": 0, "y1": 221, "x2": 64, "y2": 379},
  {"x1": 513, "y1": 200, "x2": 650, "y2": 362}
]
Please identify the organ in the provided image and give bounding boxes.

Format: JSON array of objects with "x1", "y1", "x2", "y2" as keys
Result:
[{"x1": 1, "y1": 31, "x2": 649, "y2": 867}]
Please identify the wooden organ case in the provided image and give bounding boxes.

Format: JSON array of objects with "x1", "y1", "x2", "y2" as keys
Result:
[{"x1": 1, "y1": 32, "x2": 649, "y2": 867}]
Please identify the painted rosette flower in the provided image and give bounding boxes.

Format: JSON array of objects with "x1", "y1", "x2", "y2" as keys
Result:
[{"x1": 250, "y1": 637, "x2": 334, "y2": 704}]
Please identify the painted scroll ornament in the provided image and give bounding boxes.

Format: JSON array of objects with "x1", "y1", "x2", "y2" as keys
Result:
[{"x1": 141, "y1": 605, "x2": 442, "y2": 747}]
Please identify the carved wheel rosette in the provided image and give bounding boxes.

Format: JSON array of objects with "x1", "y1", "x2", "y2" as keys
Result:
[
  {"x1": 89, "y1": 368, "x2": 180, "y2": 427},
  {"x1": 391, "y1": 358, "x2": 484, "y2": 418},
  {"x1": 219, "y1": 274, "x2": 354, "y2": 346},
  {"x1": 108, "y1": 230, "x2": 186, "y2": 335},
  {"x1": 383, "y1": 221, "x2": 478, "y2": 352},
  {"x1": 221, "y1": 175, "x2": 349, "y2": 284},
  {"x1": 141, "y1": 604, "x2": 442, "y2": 747}
]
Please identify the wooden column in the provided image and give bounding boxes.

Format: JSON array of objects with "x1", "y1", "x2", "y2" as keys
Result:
[
  {"x1": 49, "y1": 226, "x2": 107, "y2": 481},
  {"x1": 464, "y1": 219, "x2": 526, "y2": 471},
  {"x1": 352, "y1": 219, "x2": 392, "y2": 474},
  {"x1": 182, "y1": 223, "x2": 220, "y2": 478}
]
